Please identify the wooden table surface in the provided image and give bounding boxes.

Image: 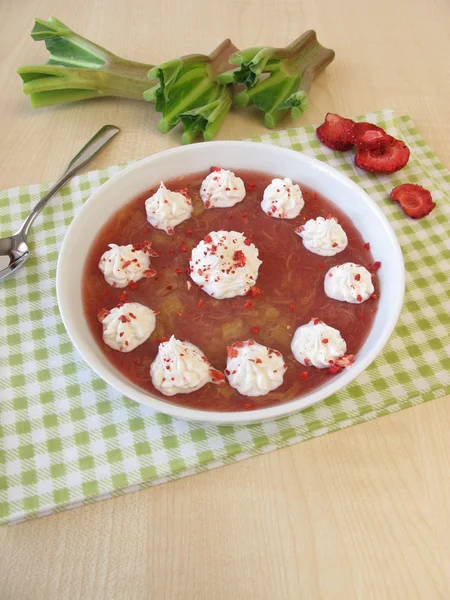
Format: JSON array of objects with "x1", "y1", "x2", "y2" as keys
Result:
[{"x1": 1, "y1": 0, "x2": 450, "y2": 598}]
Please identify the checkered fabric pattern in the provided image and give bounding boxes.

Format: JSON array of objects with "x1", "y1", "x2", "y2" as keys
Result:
[{"x1": 1, "y1": 110, "x2": 449, "y2": 524}]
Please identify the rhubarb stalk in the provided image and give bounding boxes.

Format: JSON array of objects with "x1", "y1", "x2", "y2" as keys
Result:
[
  {"x1": 17, "y1": 17, "x2": 154, "y2": 107},
  {"x1": 218, "y1": 30, "x2": 335, "y2": 128},
  {"x1": 144, "y1": 39, "x2": 238, "y2": 143}
]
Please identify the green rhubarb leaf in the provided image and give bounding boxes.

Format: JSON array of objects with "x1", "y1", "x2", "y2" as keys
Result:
[
  {"x1": 227, "y1": 47, "x2": 279, "y2": 87},
  {"x1": 277, "y1": 90, "x2": 308, "y2": 118}
]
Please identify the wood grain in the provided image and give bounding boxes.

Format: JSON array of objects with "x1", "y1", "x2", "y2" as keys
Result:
[{"x1": 1, "y1": 0, "x2": 450, "y2": 598}]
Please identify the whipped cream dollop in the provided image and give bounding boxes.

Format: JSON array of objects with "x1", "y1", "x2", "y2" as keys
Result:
[
  {"x1": 325, "y1": 262, "x2": 374, "y2": 303},
  {"x1": 99, "y1": 243, "x2": 155, "y2": 288},
  {"x1": 98, "y1": 302, "x2": 156, "y2": 352},
  {"x1": 291, "y1": 318, "x2": 347, "y2": 369},
  {"x1": 296, "y1": 217, "x2": 348, "y2": 256},
  {"x1": 190, "y1": 231, "x2": 262, "y2": 299},
  {"x1": 150, "y1": 335, "x2": 224, "y2": 396},
  {"x1": 226, "y1": 340, "x2": 287, "y2": 397},
  {"x1": 145, "y1": 182, "x2": 193, "y2": 235},
  {"x1": 261, "y1": 177, "x2": 304, "y2": 219},
  {"x1": 200, "y1": 169, "x2": 246, "y2": 208}
]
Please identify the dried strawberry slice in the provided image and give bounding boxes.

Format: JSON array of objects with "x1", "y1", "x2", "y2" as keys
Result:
[
  {"x1": 348, "y1": 122, "x2": 393, "y2": 150},
  {"x1": 316, "y1": 113, "x2": 355, "y2": 151},
  {"x1": 354, "y1": 139, "x2": 410, "y2": 174},
  {"x1": 390, "y1": 184, "x2": 435, "y2": 219}
]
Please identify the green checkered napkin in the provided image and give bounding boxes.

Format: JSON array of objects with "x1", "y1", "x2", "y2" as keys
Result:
[{"x1": 1, "y1": 109, "x2": 449, "y2": 524}]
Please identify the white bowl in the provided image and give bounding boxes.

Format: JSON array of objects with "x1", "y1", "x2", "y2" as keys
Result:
[{"x1": 57, "y1": 141, "x2": 404, "y2": 425}]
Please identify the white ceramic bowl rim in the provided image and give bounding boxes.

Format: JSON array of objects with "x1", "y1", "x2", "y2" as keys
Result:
[{"x1": 56, "y1": 141, "x2": 405, "y2": 425}]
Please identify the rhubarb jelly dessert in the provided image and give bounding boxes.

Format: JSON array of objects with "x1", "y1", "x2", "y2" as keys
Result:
[{"x1": 82, "y1": 168, "x2": 380, "y2": 412}]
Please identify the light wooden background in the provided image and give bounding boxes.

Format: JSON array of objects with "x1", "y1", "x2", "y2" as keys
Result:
[{"x1": 1, "y1": 0, "x2": 450, "y2": 598}]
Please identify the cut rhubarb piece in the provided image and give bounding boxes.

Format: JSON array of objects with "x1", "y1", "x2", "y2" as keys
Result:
[
  {"x1": 349, "y1": 122, "x2": 393, "y2": 150},
  {"x1": 316, "y1": 113, "x2": 354, "y2": 151},
  {"x1": 390, "y1": 184, "x2": 435, "y2": 219},
  {"x1": 354, "y1": 139, "x2": 410, "y2": 174}
]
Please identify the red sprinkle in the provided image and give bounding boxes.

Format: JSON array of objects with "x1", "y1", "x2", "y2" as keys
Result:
[
  {"x1": 244, "y1": 237, "x2": 252, "y2": 246},
  {"x1": 356, "y1": 294, "x2": 363, "y2": 302},
  {"x1": 204, "y1": 234, "x2": 212, "y2": 243},
  {"x1": 197, "y1": 298, "x2": 204, "y2": 308},
  {"x1": 210, "y1": 369, "x2": 225, "y2": 385},
  {"x1": 355, "y1": 274, "x2": 361, "y2": 281},
  {"x1": 364, "y1": 242, "x2": 371, "y2": 250},
  {"x1": 289, "y1": 304, "x2": 296, "y2": 311},
  {"x1": 180, "y1": 242, "x2": 188, "y2": 253},
  {"x1": 186, "y1": 229, "x2": 193, "y2": 235},
  {"x1": 255, "y1": 358, "x2": 262, "y2": 364},
  {"x1": 227, "y1": 346, "x2": 239, "y2": 358},
  {"x1": 210, "y1": 166, "x2": 221, "y2": 172},
  {"x1": 244, "y1": 301, "x2": 253, "y2": 309},
  {"x1": 128, "y1": 280, "x2": 138, "y2": 289},
  {"x1": 97, "y1": 308, "x2": 110, "y2": 322},
  {"x1": 328, "y1": 364, "x2": 341, "y2": 374},
  {"x1": 233, "y1": 250, "x2": 246, "y2": 267},
  {"x1": 369, "y1": 261, "x2": 382, "y2": 272},
  {"x1": 251, "y1": 326, "x2": 260, "y2": 334},
  {"x1": 174, "y1": 268, "x2": 184, "y2": 275},
  {"x1": 322, "y1": 338, "x2": 329, "y2": 344},
  {"x1": 313, "y1": 318, "x2": 320, "y2": 325},
  {"x1": 299, "y1": 371, "x2": 309, "y2": 380},
  {"x1": 319, "y1": 264, "x2": 325, "y2": 269}
]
